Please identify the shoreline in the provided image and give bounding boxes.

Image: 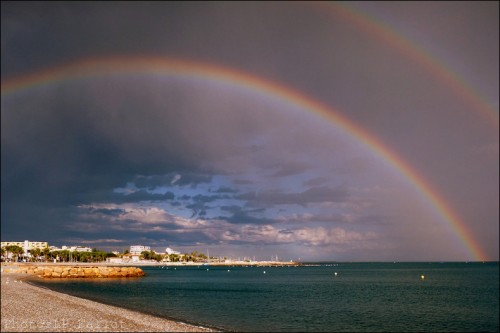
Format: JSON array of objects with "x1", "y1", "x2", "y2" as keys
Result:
[
  {"x1": 1, "y1": 273, "x2": 217, "y2": 332},
  {"x1": 2, "y1": 260, "x2": 300, "y2": 267}
]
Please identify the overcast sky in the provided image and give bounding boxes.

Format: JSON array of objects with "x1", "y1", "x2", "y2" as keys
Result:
[{"x1": 1, "y1": 1, "x2": 498, "y2": 261}]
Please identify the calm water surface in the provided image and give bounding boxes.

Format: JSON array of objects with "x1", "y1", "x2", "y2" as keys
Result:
[{"x1": 31, "y1": 262, "x2": 499, "y2": 332}]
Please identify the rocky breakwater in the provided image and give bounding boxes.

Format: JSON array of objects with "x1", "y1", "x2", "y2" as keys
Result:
[{"x1": 1, "y1": 265, "x2": 145, "y2": 278}]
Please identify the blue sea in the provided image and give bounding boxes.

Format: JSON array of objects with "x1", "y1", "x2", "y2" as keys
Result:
[{"x1": 31, "y1": 262, "x2": 499, "y2": 332}]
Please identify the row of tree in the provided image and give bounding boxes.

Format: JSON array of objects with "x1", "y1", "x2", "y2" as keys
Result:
[
  {"x1": 0, "y1": 245, "x2": 116, "y2": 263},
  {"x1": 1, "y1": 246, "x2": 218, "y2": 263},
  {"x1": 140, "y1": 250, "x2": 209, "y2": 263},
  {"x1": 1, "y1": 245, "x2": 26, "y2": 262}
]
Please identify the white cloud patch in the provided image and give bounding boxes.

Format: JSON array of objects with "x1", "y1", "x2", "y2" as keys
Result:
[
  {"x1": 171, "y1": 174, "x2": 182, "y2": 185},
  {"x1": 216, "y1": 223, "x2": 378, "y2": 247},
  {"x1": 74, "y1": 204, "x2": 378, "y2": 251},
  {"x1": 78, "y1": 203, "x2": 170, "y2": 224}
]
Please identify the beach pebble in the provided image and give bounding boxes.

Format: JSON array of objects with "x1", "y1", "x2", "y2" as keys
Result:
[{"x1": 1, "y1": 273, "x2": 215, "y2": 332}]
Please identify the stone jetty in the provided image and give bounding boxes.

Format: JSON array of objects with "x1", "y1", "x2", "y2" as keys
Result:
[{"x1": 1, "y1": 264, "x2": 145, "y2": 278}]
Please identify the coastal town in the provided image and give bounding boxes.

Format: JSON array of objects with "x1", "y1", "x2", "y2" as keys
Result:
[{"x1": 0, "y1": 240, "x2": 299, "y2": 267}]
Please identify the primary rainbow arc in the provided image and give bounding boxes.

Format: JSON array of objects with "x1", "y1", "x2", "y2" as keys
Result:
[{"x1": 1, "y1": 56, "x2": 488, "y2": 261}]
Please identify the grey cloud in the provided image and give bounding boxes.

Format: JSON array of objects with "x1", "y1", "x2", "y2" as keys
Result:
[
  {"x1": 116, "y1": 190, "x2": 175, "y2": 203},
  {"x1": 132, "y1": 175, "x2": 174, "y2": 189},
  {"x1": 213, "y1": 187, "x2": 238, "y2": 193},
  {"x1": 225, "y1": 213, "x2": 276, "y2": 226},
  {"x1": 237, "y1": 186, "x2": 348, "y2": 207},
  {"x1": 303, "y1": 177, "x2": 330, "y2": 187},
  {"x1": 86, "y1": 207, "x2": 125, "y2": 217},
  {"x1": 268, "y1": 161, "x2": 312, "y2": 178},
  {"x1": 131, "y1": 173, "x2": 213, "y2": 189},
  {"x1": 185, "y1": 193, "x2": 231, "y2": 218},
  {"x1": 233, "y1": 179, "x2": 255, "y2": 185}
]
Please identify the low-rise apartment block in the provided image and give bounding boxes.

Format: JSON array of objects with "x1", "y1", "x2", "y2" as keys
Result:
[
  {"x1": 130, "y1": 245, "x2": 151, "y2": 255},
  {"x1": 1, "y1": 240, "x2": 48, "y2": 252}
]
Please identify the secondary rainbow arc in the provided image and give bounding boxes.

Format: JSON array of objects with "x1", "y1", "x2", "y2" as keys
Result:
[
  {"x1": 311, "y1": 1, "x2": 498, "y2": 128},
  {"x1": 1, "y1": 56, "x2": 488, "y2": 261}
]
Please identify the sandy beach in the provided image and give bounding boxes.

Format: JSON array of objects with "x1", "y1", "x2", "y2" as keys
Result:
[{"x1": 1, "y1": 273, "x2": 216, "y2": 332}]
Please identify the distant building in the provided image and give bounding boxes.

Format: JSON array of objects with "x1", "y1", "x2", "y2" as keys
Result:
[
  {"x1": 106, "y1": 257, "x2": 123, "y2": 264},
  {"x1": 1, "y1": 240, "x2": 49, "y2": 254},
  {"x1": 130, "y1": 245, "x2": 150, "y2": 255},
  {"x1": 165, "y1": 247, "x2": 180, "y2": 255},
  {"x1": 49, "y1": 245, "x2": 92, "y2": 252},
  {"x1": 64, "y1": 245, "x2": 92, "y2": 252}
]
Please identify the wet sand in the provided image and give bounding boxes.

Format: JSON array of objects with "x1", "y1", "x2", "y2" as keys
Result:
[{"x1": 1, "y1": 273, "x2": 216, "y2": 332}]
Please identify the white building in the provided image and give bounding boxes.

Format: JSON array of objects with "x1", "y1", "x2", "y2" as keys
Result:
[
  {"x1": 63, "y1": 245, "x2": 92, "y2": 252},
  {"x1": 49, "y1": 245, "x2": 92, "y2": 252},
  {"x1": 165, "y1": 247, "x2": 180, "y2": 255},
  {"x1": 1, "y1": 240, "x2": 49, "y2": 253},
  {"x1": 130, "y1": 245, "x2": 150, "y2": 255},
  {"x1": 106, "y1": 257, "x2": 123, "y2": 264}
]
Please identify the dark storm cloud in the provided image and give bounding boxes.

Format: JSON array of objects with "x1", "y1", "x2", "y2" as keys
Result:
[
  {"x1": 2, "y1": 2, "x2": 497, "y2": 260},
  {"x1": 191, "y1": 194, "x2": 227, "y2": 203},
  {"x1": 1, "y1": 2, "x2": 333, "y2": 80},
  {"x1": 115, "y1": 191, "x2": 175, "y2": 203},
  {"x1": 86, "y1": 207, "x2": 124, "y2": 217},
  {"x1": 130, "y1": 173, "x2": 213, "y2": 189},
  {"x1": 131, "y1": 175, "x2": 173, "y2": 189},
  {"x1": 178, "y1": 195, "x2": 192, "y2": 201},
  {"x1": 186, "y1": 194, "x2": 224, "y2": 218},
  {"x1": 69, "y1": 212, "x2": 211, "y2": 247},
  {"x1": 1, "y1": 79, "x2": 228, "y2": 241},
  {"x1": 217, "y1": 205, "x2": 272, "y2": 225},
  {"x1": 224, "y1": 212, "x2": 276, "y2": 226},
  {"x1": 176, "y1": 174, "x2": 213, "y2": 187}
]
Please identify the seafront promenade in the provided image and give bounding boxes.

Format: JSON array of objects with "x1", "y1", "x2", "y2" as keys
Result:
[
  {"x1": 0, "y1": 272, "x2": 216, "y2": 332},
  {"x1": 1, "y1": 260, "x2": 300, "y2": 268}
]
